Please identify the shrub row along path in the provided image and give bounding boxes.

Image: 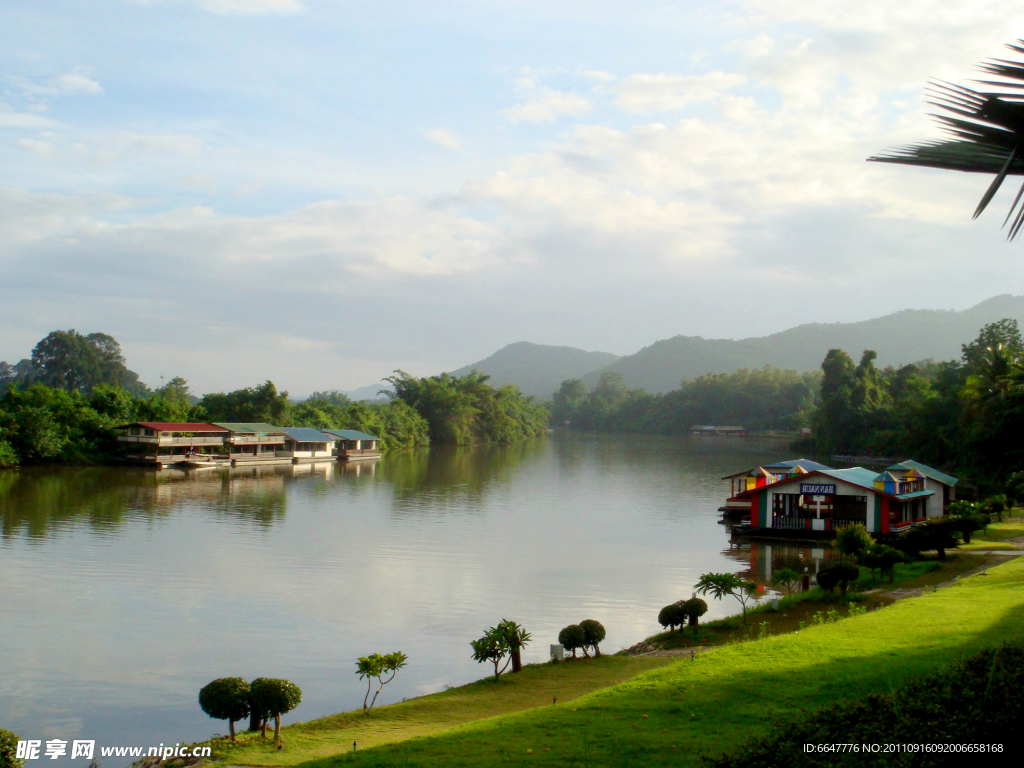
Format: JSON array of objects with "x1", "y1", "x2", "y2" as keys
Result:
[{"x1": 213, "y1": 552, "x2": 1024, "y2": 768}]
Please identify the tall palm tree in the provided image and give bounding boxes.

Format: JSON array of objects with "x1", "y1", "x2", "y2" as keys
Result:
[{"x1": 869, "y1": 40, "x2": 1024, "y2": 238}]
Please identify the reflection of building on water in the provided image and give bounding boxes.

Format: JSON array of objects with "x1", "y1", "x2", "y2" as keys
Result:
[
  {"x1": 748, "y1": 541, "x2": 831, "y2": 583},
  {"x1": 721, "y1": 457, "x2": 958, "y2": 539}
]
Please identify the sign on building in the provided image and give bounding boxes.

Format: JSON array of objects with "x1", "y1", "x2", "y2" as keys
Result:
[{"x1": 800, "y1": 483, "x2": 836, "y2": 496}]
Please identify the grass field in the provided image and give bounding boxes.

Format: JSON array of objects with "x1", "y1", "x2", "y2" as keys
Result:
[
  {"x1": 313, "y1": 556, "x2": 1024, "y2": 767},
  {"x1": 208, "y1": 655, "x2": 675, "y2": 765},
  {"x1": 210, "y1": 555, "x2": 1024, "y2": 768},
  {"x1": 960, "y1": 519, "x2": 1024, "y2": 551}
]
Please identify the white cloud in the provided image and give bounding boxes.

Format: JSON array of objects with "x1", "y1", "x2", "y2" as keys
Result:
[
  {"x1": 12, "y1": 71, "x2": 104, "y2": 97},
  {"x1": 424, "y1": 128, "x2": 461, "y2": 151},
  {"x1": 501, "y1": 79, "x2": 592, "y2": 124},
  {"x1": 580, "y1": 70, "x2": 616, "y2": 82},
  {"x1": 616, "y1": 72, "x2": 747, "y2": 113},
  {"x1": 730, "y1": 33, "x2": 775, "y2": 58},
  {"x1": 15, "y1": 138, "x2": 61, "y2": 160},
  {"x1": 127, "y1": 0, "x2": 304, "y2": 14},
  {"x1": 0, "y1": 102, "x2": 57, "y2": 129}
]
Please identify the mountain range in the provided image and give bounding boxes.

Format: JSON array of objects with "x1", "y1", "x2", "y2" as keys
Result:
[{"x1": 431, "y1": 295, "x2": 1024, "y2": 398}]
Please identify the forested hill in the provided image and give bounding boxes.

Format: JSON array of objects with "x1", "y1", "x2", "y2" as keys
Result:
[
  {"x1": 582, "y1": 295, "x2": 1024, "y2": 394},
  {"x1": 448, "y1": 342, "x2": 619, "y2": 399}
]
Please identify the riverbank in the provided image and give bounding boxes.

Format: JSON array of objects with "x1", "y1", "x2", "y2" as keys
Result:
[{"x1": 200, "y1": 542, "x2": 1024, "y2": 767}]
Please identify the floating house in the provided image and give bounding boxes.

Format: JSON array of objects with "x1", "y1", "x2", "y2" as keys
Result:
[
  {"x1": 720, "y1": 459, "x2": 832, "y2": 517},
  {"x1": 722, "y1": 458, "x2": 957, "y2": 536},
  {"x1": 117, "y1": 422, "x2": 229, "y2": 468},
  {"x1": 278, "y1": 428, "x2": 337, "y2": 462},
  {"x1": 214, "y1": 423, "x2": 291, "y2": 466},
  {"x1": 324, "y1": 429, "x2": 382, "y2": 461}
]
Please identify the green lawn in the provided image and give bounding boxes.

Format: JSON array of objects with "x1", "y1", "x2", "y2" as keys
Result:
[
  {"x1": 208, "y1": 655, "x2": 675, "y2": 765},
  {"x1": 306, "y1": 556, "x2": 1024, "y2": 767},
  {"x1": 960, "y1": 519, "x2": 1024, "y2": 550}
]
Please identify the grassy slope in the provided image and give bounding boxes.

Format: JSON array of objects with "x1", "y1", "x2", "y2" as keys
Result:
[
  {"x1": 314, "y1": 556, "x2": 1024, "y2": 767},
  {"x1": 960, "y1": 520, "x2": 1024, "y2": 551},
  {"x1": 213, "y1": 656, "x2": 674, "y2": 765}
]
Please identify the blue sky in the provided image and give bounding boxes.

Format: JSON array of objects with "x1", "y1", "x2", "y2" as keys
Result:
[{"x1": 3, "y1": 0, "x2": 1024, "y2": 394}]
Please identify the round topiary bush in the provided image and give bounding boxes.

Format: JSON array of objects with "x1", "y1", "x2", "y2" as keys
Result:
[
  {"x1": 682, "y1": 597, "x2": 708, "y2": 629},
  {"x1": 816, "y1": 565, "x2": 840, "y2": 593},
  {"x1": 578, "y1": 619, "x2": 606, "y2": 657},
  {"x1": 198, "y1": 677, "x2": 251, "y2": 741},
  {"x1": 557, "y1": 624, "x2": 586, "y2": 658},
  {"x1": 249, "y1": 678, "x2": 302, "y2": 744},
  {"x1": 0, "y1": 729, "x2": 24, "y2": 768},
  {"x1": 830, "y1": 560, "x2": 861, "y2": 594}
]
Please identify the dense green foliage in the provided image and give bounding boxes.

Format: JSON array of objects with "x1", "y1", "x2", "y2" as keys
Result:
[
  {"x1": 578, "y1": 619, "x2": 606, "y2": 657},
  {"x1": 249, "y1": 678, "x2": 302, "y2": 743},
  {"x1": 707, "y1": 642, "x2": 1024, "y2": 768},
  {"x1": 199, "y1": 677, "x2": 251, "y2": 741},
  {"x1": 810, "y1": 319, "x2": 1024, "y2": 490},
  {"x1": 1, "y1": 330, "x2": 148, "y2": 396},
  {"x1": 386, "y1": 370, "x2": 548, "y2": 445},
  {"x1": 552, "y1": 367, "x2": 818, "y2": 434},
  {"x1": 556, "y1": 624, "x2": 587, "y2": 657},
  {"x1": 471, "y1": 620, "x2": 527, "y2": 679},
  {"x1": 696, "y1": 572, "x2": 760, "y2": 623},
  {"x1": 0, "y1": 729, "x2": 23, "y2": 768}
]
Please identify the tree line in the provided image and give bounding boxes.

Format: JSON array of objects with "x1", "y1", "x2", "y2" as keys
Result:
[
  {"x1": 0, "y1": 331, "x2": 549, "y2": 467},
  {"x1": 551, "y1": 366, "x2": 819, "y2": 434},
  {"x1": 810, "y1": 319, "x2": 1024, "y2": 490}
]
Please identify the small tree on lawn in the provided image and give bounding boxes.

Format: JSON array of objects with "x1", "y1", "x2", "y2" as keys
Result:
[
  {"x1": 695, "y1": 573, "x2": 759, "y2": 624},
  {"x1": 471, "y1": 624, "x2": 512, "y2": 679},
  {"x1": 579, "y1": 619, "x2": 606, "y2": 657},
  {"x1": 982, "y1": 494, "x2": 1007, "y2": 522},
  {"x1": 356, "y1": 651, "x2": 408, "y2": 713},
  {"x1": 558, "y1": 624, "x2": 586, "y2": 657},
  {"x1": 830, "y1": 560, "x2": 861, "y2": 594},
  {"x1": 682, "y1": 597, "x2": 707, "y2": 631},
  {"x1": 833, "y1": 523, "x2": 873, "y2": 562},
  {"x1": 816, "y1": 565, "x2": 840, "y2": 593},
  {"x1": 658, "y1": 603, "x2": 685, "y2": 633},
  {"x1": 948, "y1": 501, "x2": 987, "y2": 543},
  {"x1": 497, "y1": 619, "x2": 531, "y2": 672},
  {"x1": 770, "y1": 568, "x2": 801, "y2": 595},
  {"x1": 249, "y1": 678, "x2": 301, "y2": 746},
  {"x1": 198, "y1": 677, "x2": 250, "y2": 742}
]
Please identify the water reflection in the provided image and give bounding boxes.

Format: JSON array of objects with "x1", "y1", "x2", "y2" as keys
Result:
[{"x1": 1, "y1": 434, "x2": 805, "y2": 764}]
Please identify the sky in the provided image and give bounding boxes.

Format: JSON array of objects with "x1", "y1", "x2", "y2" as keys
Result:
[{"x1": 3, "y1": 0, "x2": 1024, "y2": 395}]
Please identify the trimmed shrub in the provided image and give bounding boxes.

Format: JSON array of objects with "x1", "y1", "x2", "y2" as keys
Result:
[
  {"x1": 0, "y1": 729, "x2": 24, "y2": 768},
  {"x1": 557, "y1": 624, "x2": 586, "y2": 657},
  {"x1": 832, "y1": 523, "x2": 873, "y2": 562},
  {"x1": 682, "y1": 597, "x2": 708, "y2": 629},
  {"x1": 815, "y1": 566, "x2": 840, "y2": 593},
  {"x1": 658, "y1": 602, "x2": 686, "y2": 633},
  {"x1": 578, "y1": 619, "x2": 606, "y2": 657},
  {"x1": 199, "y1": 677, "x2": 251, "y2": 741},
  {"x1": 249, "y1": 678, "x2": 302, "y2": 745},
  {"x1": 704, "y1": 642, "x2": 1024, "y2": 768},
  {"x1": 862, "y1": 544, "x2": 904, "y2": 583}
]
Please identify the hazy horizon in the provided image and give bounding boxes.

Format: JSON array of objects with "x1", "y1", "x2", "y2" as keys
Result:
[{"x1": 4, "y1": 1, "x2": 1024, "y2": 394}]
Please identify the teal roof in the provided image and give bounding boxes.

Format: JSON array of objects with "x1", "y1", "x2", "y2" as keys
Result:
[
  {"x1": 214, "y1": 422, "x2": 285, "y2": 434},
  {"x1": 281, "y1": 427, "x2": 336, "y2": 442},
  {"x1": 887, "y1": 460, "x2": 959, "y2": 487},
  {"x1": 896, "y1": 489, "x2": 935, "y2": 500},
  {"x1": 820, "y1": 467, "x2": 881, "y2": 489},
  {"x1": 324, "y1": 429, "x2": 380, "y2": 441},
  {"x1": 764, "y1": 458, "x2": 833, "y2": 472}
]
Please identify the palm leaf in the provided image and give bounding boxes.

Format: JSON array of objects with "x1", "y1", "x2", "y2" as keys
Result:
[{"x1": 869, "y1": 40, "x2": 1024, "y2": 238}]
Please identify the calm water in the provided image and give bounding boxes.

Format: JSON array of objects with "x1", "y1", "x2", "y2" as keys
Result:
[{"x1": 0, "y1": 432, "x2": 814, "y2": 757}]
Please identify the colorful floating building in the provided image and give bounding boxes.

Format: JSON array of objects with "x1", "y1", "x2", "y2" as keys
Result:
[{"x1": 722, "y1": 458, "x2": 958, "y2": 537}]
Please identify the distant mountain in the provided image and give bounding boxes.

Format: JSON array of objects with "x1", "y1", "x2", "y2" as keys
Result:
[
  {"x1": 346, "y1": 382, "x2": 394, "y2": 402},
  {"x1": 449, "y1": 342, "x2": 619, "y2": 398},
  {"x1": 582, "y1": 295, "x2": 1024, "y2": 394}
]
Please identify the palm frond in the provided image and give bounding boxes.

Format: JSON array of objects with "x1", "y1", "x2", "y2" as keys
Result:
[{"x1": 869, "y1": 39, "x2": 1024, "y2": 238}]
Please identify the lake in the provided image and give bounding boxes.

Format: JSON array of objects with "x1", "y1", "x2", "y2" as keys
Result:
[{"x1": 0, "y1": 432, "x2": 817, "y2": 758}]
